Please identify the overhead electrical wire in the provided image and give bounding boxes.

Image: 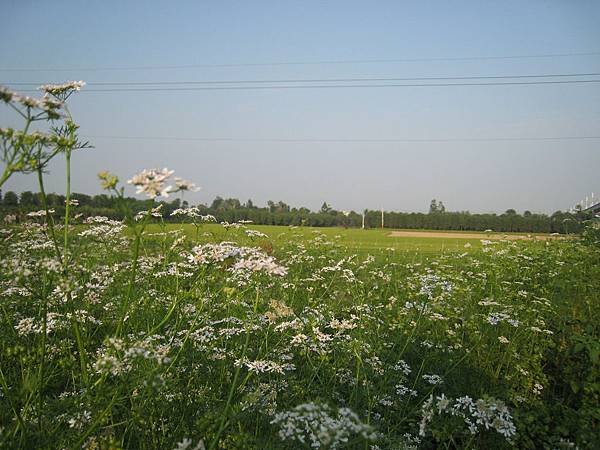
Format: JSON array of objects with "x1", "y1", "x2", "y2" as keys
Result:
[
  {"x1": 5, "y1": 72, "x2": 600, "y2": 86},
  {"x1": 84, "y1": 135, "x2": 600, "y2": 143},
  {"x1": 11, "y1": 79, "x2": 600, "y2": 93},
  {"x1": 1, "y1": 51, "x2": 599, "y2": 72}
]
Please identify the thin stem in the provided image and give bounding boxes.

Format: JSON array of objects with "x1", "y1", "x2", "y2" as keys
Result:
[
  {"x1": 36, "y1": 167, "x2": 62, "y2": 266},
  {"x1": 37, "y1": 278, "x2": 50, "y2": 432},
  {"x1": 208, "y1": 290, "x2": 259, "y2": 450},
  {"x1": 0, "y1": 115, "x2": 32, "y2": 189},
  {"x1": 63, "y1": 148, "x2": 72, "y2": 272}
]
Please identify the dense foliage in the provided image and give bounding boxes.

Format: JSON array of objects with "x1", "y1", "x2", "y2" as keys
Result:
[
  {"x1": 0, "y1": 190, "x2": 591, "y2": 234},
  {"x1": 1, "y1": 217, "x2": 599, "y2": 449}
]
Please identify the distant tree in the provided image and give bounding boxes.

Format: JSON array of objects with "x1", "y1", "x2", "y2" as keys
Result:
[
  {"x1": 19, "y1": 191, "x2": 38, "y2": 206},
  {"x1": 72, "y1": 193, "x2": 92, "y2": 206},
  {"x1": 430, "y1": 199, "x2": 445, "y2": 214},
  {"x1": 320, "y1": 202, "x2": 332, "y2": 213},
  {"x1": 224, "y1": 198, "x2": 241, "y2": 210},
  {"x1": 523, "y1": 210, "x2": 532, "y2": 217},
  {"x1": 246, "y1": 199, "x2": 254, "y2": 209},
  {"x1": 47, "y1": 193, "x2": 66, "y2": 207},
  {"x1": 211, "y1": 196, "x2": 224, "y2": 210},
  {"x1": 2, "y1": 191, "x2": 18, "y2": 206},
  {"x1": 276, "y1": 201, "x2": 290, "y2": 213},
  {"x1": 505, "y1": 209, "x2": 517, "y2": 215}
]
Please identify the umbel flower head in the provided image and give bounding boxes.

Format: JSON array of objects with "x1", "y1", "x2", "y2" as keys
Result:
[
  {"x1": 127, "y1": 168, "x2": 174, "y2": 199},
  {"x1": 39, "y1": 81, "x2": 86, "y2": 99},
  {"x1": 174, "y1": 177, "x2": 200, "y2": 192},
  {"x1": 1, "y1": 85, "x2": 64, "y2": 120}
]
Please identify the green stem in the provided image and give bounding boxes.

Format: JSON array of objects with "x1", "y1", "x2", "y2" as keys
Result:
[
  {"x1": 36, "y1": 167, "x2": 62, "y2": 265},
  {"x1": 208, "y1": 290, "x2": 259, "y2": 450},
  {"x1": 115, "y1": 210, "x2": 150, "y2": 337},
  {"x1": 36, "y1": 278, "x2": 50, "y2": 432},
  {"x1": 0, "y1": 366, "x2": 26, "y2": 438},
  {"x1": 63, "y1": 148, "x2": 71, "y2": 272},
  {"x1": 0, "y1": 116, "x2": 31, "y2": 189}
]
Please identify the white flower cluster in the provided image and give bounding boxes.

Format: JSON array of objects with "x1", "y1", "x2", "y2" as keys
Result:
[
  {"x1": 422, "y1": 374, "x2": 443, "y2": 385},
  {"x1": 245, "y1": 229, "x2": 268, "y2": 239},
  {"x1": 271, "y1": 402, "x2": 378, "y2": 448},
  {"x1": 128, "y1": 168, "x2": 175, "y2": 199},
  {"x1": 93, "y1": 336, "x2": 172, "y2": 376},
  {"x1": 39, "y1": 80, "x2": 86, "y2": 96},
  {"x1": 234, "y1": 357, "x2": 295, "y2": 374},
  {"x1": 419, "y1": 394, "x2": 516, "y2": 441},
  {"x1": 170, "y1": 207, "x2": 215, "y2": 223},
  {"x1": 27, "y1": 209, "x2": 55, "y2": 217},
  {"x1": 173, "y1": 438, "x2": 205, "y2": 450},
  {"x1": 1, "y1": 85, "x2": 64, "y2": 118},
  {"x1": 174, "y1": 177, "x2": 200, "y2": 192},
  {"x1": 188, "y1": 242, "x2": 287, "y2": 276},
  {"x1": 135, "y1": 204, "x2": 165, "y2": 221}
]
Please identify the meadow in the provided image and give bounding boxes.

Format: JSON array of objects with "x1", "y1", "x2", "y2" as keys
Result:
[
  {"x1": 1, "y1": 83, "x2": 599, "y2": 449},
  {"x1": 1, "y1": 215, "x2": 599, "y2": 449}
]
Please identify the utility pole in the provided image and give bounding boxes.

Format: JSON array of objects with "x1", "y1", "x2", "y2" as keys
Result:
[
  {"x1": 362, "y1": 213, "x2": 365, "y2": 229},
  {"x1": 381, "y1": 208, "x2": 384, "y2": 229}
]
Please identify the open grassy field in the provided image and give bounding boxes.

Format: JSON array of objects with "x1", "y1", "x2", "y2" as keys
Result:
[{"x1": 147, "y1": 224, "x2": 553, "y2": 257}]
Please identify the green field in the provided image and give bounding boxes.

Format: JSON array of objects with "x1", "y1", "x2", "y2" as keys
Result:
[
  {"x1": 147, "y1": 223, "x2": 551, "y2": 257},
  {"x1": 151, "y1": 223, "x2": 494, "y2": 253}
]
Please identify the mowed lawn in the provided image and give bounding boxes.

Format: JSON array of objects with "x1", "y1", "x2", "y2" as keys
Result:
[{"x1": 149, "y1": 223, "x2": 552, "y2": 256}]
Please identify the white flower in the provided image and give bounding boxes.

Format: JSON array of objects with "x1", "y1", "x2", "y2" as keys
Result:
[
  {"x1": 422, "y1": 374, "x2": 443, "y2": 385},
  {"x1": 39, "y1": 80, "x2": 85, "y2": 96},
  {"x1": 128, "y1": 168, "x2": 174, "y2": 198},
  {"x1": 174, "y1": 177, "x2": 200, "y2": 192},
  {"x1": 271, "y1": 402, "x2": 378, "y2": 448}
]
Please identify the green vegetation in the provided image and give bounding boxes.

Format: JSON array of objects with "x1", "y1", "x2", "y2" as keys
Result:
[
  {"x1": 1, "y1": 190, "x2": 592, "y2": 234},
  {"x1": 1, "y1": 83, "x2": 599, "y2": 449}
]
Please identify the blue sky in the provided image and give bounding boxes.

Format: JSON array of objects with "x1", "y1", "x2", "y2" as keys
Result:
[{"x1": 1, "y1": 0, "x2": 599, "y2": 213}]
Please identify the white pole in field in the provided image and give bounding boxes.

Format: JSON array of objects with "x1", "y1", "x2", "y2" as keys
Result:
[
  {"x1": 381, "y1": 208, "x2": 384, "y2": 229},
  {"x1": 362, "y1": 213, "x2": 365, "y2": 229}
]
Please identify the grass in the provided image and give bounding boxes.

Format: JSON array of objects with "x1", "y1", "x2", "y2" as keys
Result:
[
  {"x1": 1, "y1": 215, "x2": 598, "y2": 450},
  {"x1": 147, "y1": 223, "x2": 496, "y2": 256}
]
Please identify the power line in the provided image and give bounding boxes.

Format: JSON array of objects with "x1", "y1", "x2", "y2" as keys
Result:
[
  {"x1": 85, "y1": 135, "x2": 600, "y2": 143},
  {"x1": 12, "y1": 79, "x2": 600, "y2": 93},
  {"x1": 5, "y1": 72, "x2": 600, "y2": 86},
  {"x1": 1, "y1": 51, "x2": 599, "y2": 72}
]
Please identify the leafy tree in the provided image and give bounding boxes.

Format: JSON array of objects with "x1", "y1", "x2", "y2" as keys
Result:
[
  {"x1": 211, "y1": 196, "x2": 224, "y2": 210},
  {"x1": 2, "y1": 191, "x2": 18, "y2": 206},
  {"x1": 19, "y1": 191, "x2": 38, "y2": 206}
]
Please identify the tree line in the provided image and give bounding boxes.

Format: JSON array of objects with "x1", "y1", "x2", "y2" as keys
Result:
[{"x1": 0, "y1": 190, "x2": 592, "y2": 234}]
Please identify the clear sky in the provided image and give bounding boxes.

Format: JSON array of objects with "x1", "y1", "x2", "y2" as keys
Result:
[{"x1": 1, "y1": 0, "x2": 599, "y2": 213}]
